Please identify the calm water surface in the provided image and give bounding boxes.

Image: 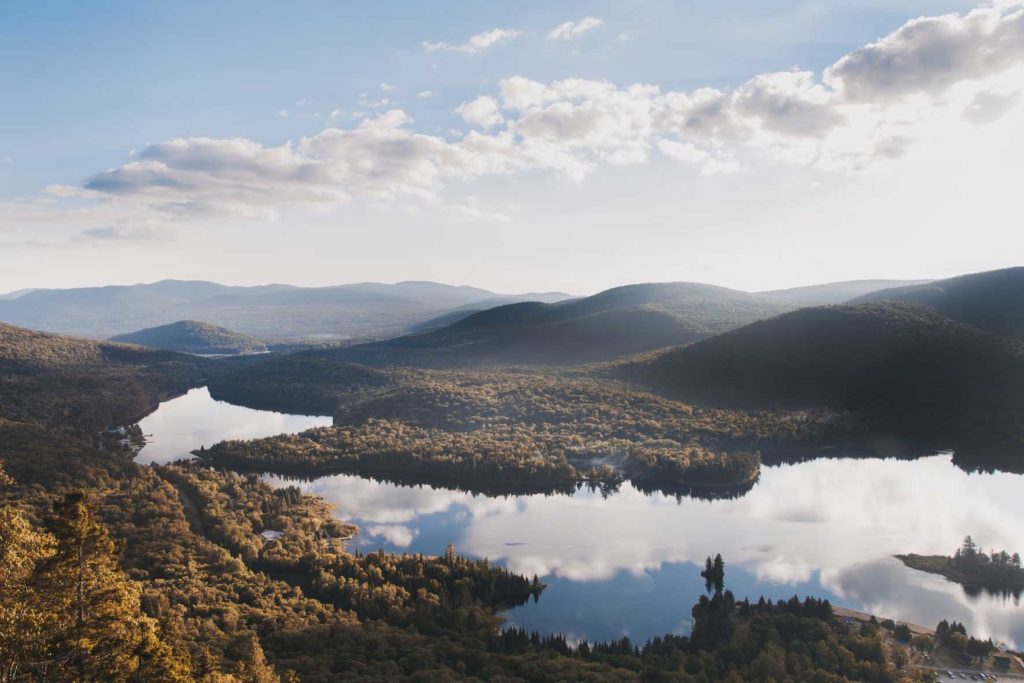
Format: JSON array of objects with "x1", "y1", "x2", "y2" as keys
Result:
[
  {"x1": 137, "y1": 388, "x2": 1024, "y2": 647},
  {"x1": 136, "y1": 387, "x2": 332, "y2": 465}
]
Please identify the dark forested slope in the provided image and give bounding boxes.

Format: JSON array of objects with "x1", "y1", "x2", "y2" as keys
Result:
[
  {"x1": 331, "y1": 282, "x2": 789, "y2": 366},
  {"x1": 0, "y1": 322, "x2": 206, "y2": 428},
  {"x1": 851, "y1": 267, "x2": 1024, "y2": 338},
  {"x1": 626, "y1": 303, "x2": 1024, "y2": 448}
]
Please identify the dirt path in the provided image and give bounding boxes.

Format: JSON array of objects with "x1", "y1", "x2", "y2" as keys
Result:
[{"x1": 164, "y1": 476, "x2": 209, "y2": 539}]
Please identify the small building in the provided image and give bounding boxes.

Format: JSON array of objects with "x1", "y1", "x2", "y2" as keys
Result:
[
  {"x1": 993, "y1": 655, "x2": 1010, "y2": 671},
  {"x1": 259, "y1": 530, "x2": 284, "y2": 543}
]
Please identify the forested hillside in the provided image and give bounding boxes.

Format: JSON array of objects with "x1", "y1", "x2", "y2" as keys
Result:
[
  {"x1": 0, "y1": 322, "x2": 205, "y2": 428},
  {"x1": 626, "y1": 302, "x2": 1024, "y2": 450},
  {"x1": 111, "y1": 320, "x2": 268, "y2": 355},
  {"x1": 313, "y1": 282, "x2": 790, "y2": 367},
  {"x1": 0, "y1": 321, "x2": 943, "y2": 681},
  {"x1": 851, "y1": 267, "x2": 1024, "y2": 338}
]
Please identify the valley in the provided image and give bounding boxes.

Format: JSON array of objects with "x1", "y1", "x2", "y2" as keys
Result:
[{"x1": 4, "y1": 267, "x2": 1024, "y2": 681}]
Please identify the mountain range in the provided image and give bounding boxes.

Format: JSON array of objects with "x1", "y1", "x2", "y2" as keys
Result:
[
  {"x1": 0, "y1": 280, "x2": 573, "y2": 341},
  {"x1": 309, "y1": 279, "x2": 931, "y2": 367},
  {"x1": 322, "y1": 282, "x2": 791, "y2": 366}
]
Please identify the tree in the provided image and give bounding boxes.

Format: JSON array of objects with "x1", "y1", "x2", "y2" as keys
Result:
[
  {"x1": 712, "y1": 554, "x2": 725, "y2": 594},
  {"x1": 700, "y1": 554, "x2": 726, "y2": 596},
  {"x1": 702, "y1": 556, "x2": 715, "y2": 594},
  {"x1": 911, "y1": 634, "x2": 933, "y2": 652},
  {"x1": 232, "y1": 632, "x2": 280, "y2": 683},
  {"x1": 38, "y1": 491, "x2": 189, "y2": 682},
  {"x1": 956, "y1": 536, "x2": 978, "y2": 565},
  {"x1": 0, "y1": 500, "x2": 56, "y2": 682}
]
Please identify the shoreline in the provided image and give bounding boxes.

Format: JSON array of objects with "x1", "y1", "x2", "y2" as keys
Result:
[{"x1": 831, "y1": 604, "x2": 934, "y2": 637}]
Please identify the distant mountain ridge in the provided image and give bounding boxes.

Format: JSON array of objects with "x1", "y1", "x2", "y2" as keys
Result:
[
  {"x1": 111, "y1": 320, "x2": 268, "y2": 355},
  {"x1": 0, "y1": 288, "x2": 39, "y2": 301},
  {"x1": 330, "y1": 281, "x2": 792, "y2": 366},
  {"x1": 757, "y1": 279, "x2": 932, "y2": 307},
  {"x1": 850, "y1": 267, "x2": 1024, "y2": 338},
  {"x1": 0, "y1": 279, "x2": 574, "y2": 341}
]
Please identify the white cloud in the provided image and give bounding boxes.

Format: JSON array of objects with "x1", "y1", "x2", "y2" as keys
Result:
[
  {"x1": 455, "y1": 95, "x2": 504, "y2": 129},
  {"x1": 357, "y1": 93, "x2": 390, "y2": 109},
  {"x1": 963, "y1": 88, "x2": 1020, "y2": 123},
  {"x1": 44, "y1": 5, "x2": 1024, "y2": 225},
  {"x1": 825, "y1": 6, "x2": 1024, "y2": 102},
  {"x1": 379, "y1": 82, "x2": 395, "y2": 92},
  {"x1": 421, "y1": 28, "x2": 521, "y2": 54},
  {"x1": 733, "y1": 71, "x2": 841, "y2": 138},
  {"x1": 417, "y1": 90, "x2": 435, "y2": 99},
  {"x1": 366, "y1": 524, "x2": 417, "y2": 547},
  {"x1": 548, "y1": 17, "x2": 604, "y2": 41},
  {"x1": 358, "y1": 109, "x2": 413, "y2": 129}
]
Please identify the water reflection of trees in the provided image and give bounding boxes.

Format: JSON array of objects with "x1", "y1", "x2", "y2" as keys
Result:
[
  {"x1": 761, "y1": 440, "x2": 1024, "y2": 478},
  {"x1": 951, "y1": 450, "x2": 1024, "y2": 476},
  {"x1": 962, "y1": 584, "x2": 1023, "y2": 602},
  {"x1": 253, "y1": 462, "x2": 758, "y2": 502}
]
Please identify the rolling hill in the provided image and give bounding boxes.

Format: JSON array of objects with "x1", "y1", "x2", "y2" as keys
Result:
[
  {"x1": 850, "y1": 267, "x2": 1024, "y2": 338},
  {"x1": 0, "y1": 279, "x2": 573, "y2": 341},
  {"x1": 333, "y1": 282, "x2": 791, "y2": 366},
  {"x1": 757, "y1": 279, "x2": 931, "y2": 307},
  {"x1": 111, "y1": 320, "x2": 268, "y2": 355},
  {"x1": 624, "y1": 302, "x2": 1024, "y2": 447},
  {"x1": 0, "y1": 322, "x2": 205, "y2": 428}
]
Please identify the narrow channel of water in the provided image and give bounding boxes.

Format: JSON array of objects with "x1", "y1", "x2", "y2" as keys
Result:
[{"x1": 137, "y1": 388, "x2": 1024, "y2": 648}]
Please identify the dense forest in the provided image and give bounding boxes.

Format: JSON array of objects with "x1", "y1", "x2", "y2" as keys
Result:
[
  {"x1": 203, "y1": 368, "x2": 864, "y2": 495},
  {"x1": 0, "y1": 319, "x2": 955, "y2": 680},
  {"x1": 625, "y1": 302, "x2": 1024, "y2": 452},
  {"x1": 0, "y1": 322, "x2": 207, "y2": 429},
  {"x1": 851, "y1": 266, "x2": 1024, "y2": 339}
]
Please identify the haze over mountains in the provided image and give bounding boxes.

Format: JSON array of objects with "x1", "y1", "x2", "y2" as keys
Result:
[
  {"x1": 0, "y1": 276, "x2": 944, "y2": 366},
  {"x1": 757, "y1": 279, "x2": 932, "y2": 307},
  {"x1": 851, "y1": 267, "x2": 1024, "y2": 339},
  {"x1": 0, "y1": 280, "x2": 573, "y2": 341},
  {"x1": 335, "y1": 282, "x2": 794, "y2": 366}
]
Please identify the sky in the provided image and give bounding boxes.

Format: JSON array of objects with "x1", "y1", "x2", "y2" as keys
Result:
[{"x1": 1, "y1": 0, "x2": 1022, "y2": 295}]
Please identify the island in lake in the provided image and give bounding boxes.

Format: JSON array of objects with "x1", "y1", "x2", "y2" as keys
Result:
[{"x1": 898, "y1": 536, "x2": 1024, "y2": 594}]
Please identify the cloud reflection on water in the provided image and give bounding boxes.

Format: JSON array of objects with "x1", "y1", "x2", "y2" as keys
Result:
[
  {"x1": 270, "y1": 454, "x2": 1024, "y2": 646},
  {"x1": 134, "y1": 389, "x2": 1024, "y2": 646}
]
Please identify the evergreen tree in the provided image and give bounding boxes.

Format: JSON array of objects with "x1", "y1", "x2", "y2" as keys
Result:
[
  {"x1": 232, "y1": 632, "x2": 280, "y2": 683},
  {"x1": 39, "y1": 491, "x2": 189, "y2": 683},
  {"x1": 0, "y1": 465, "x2": 57, "y2": 682}
]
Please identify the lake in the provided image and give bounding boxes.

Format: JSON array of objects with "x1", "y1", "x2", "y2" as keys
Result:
[
  {"x1": 135, "y1": 387, "x2": 332, "y2": 465},
  {"x1": 137, "y1": 387, "x2": 1024, "y2": 648}
]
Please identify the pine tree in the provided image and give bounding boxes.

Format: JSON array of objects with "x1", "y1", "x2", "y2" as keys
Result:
[
  {"x1": 39, "y1": 491, "x2": 189, "y2": 682},
  {"x1": 0, "y1": 501, "x2": 56, "y2": 682},
  {"x1": 232, "y1": 632, "x2": 279, "y2": 683}
]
